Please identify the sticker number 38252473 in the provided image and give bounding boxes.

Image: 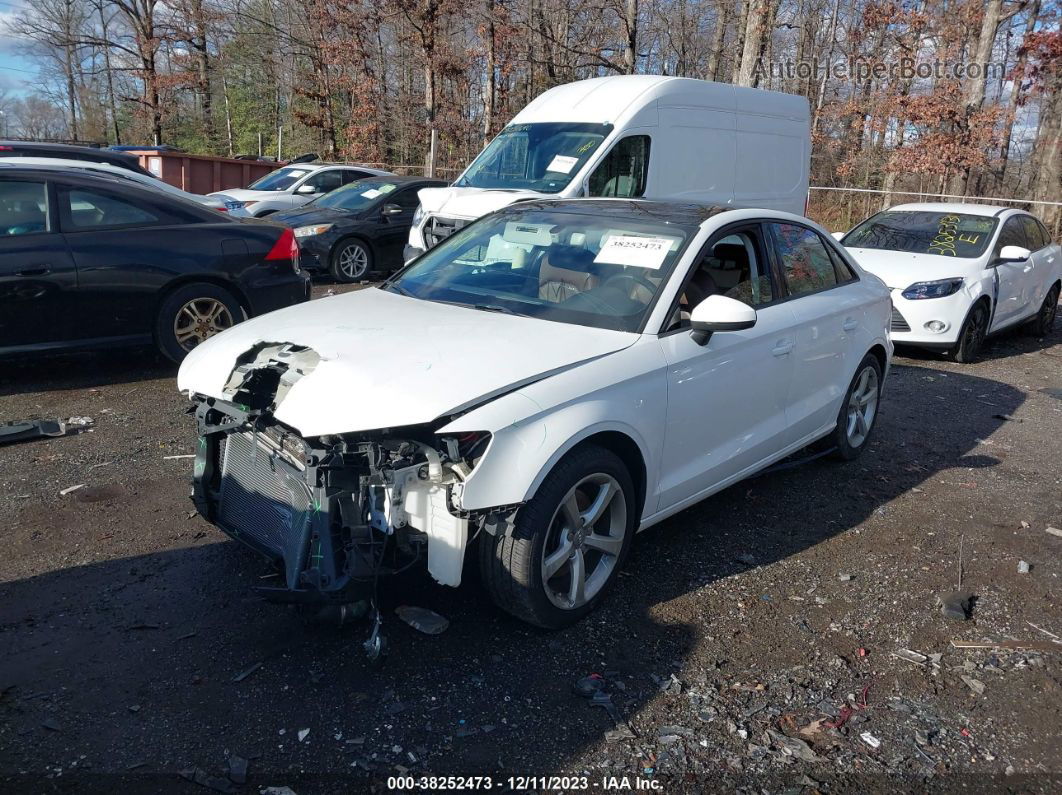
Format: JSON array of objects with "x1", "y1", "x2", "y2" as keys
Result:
[{"x1": 594, "y1": 235, "x2": 673, "y2": 269}]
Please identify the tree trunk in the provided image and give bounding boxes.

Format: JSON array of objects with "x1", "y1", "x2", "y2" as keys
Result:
[
  {"x1": 623, "y1": 0, "x2": 638, "y2": 74},
  {"x1": 1032, "y1": 75, "x2": 1062, "y2": 231},
  {"x1": 483, "y1": 0, "x2": 496, "y2": 146},
  {"x1": 706, "y1": 0, "x2": 728, "y2": 82},
  {"x1": 999, "y1": 0, "x2": 1041, "y2": 181},
  {"x1": 736, "y1": 0, "x2": 769, "y2": 87}
]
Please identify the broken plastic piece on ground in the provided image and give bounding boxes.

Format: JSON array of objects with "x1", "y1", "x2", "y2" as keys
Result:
[
  {"x1": 573, "y1": 674, "x2": 606, "y2": 697},
  {"x1": 59, "y1": 484, "x2": 86, "y2": 496},
  {"x1": 938, "y1": 591, "x2": 973, "y2": 620},
  {"x1": 961, "y1": 675, "x2": 986, "y2": 695},
  {"x1": 605, "y1": 724, "x2": 636, "y2": 742},
  {"x1": 297, "y1": 728, "x2": 310, "y2": 742},
  {"x1": 893, "y1": 648, "x2": 929, "y2": 665},
  {"x1": 1018, "y1": 560, "x2": 1031, "y2": 574},
  {"x1": 1045, "y1": 527, "x2": 1062, "y2": 538},
  {"x1": 767, "y1": 729, "x2": 820, "y2": 762},
  {"x1": 0, "y1": 416, "x2": 93, "y2": 446},
  {"x1": 179, "y1": 766, "x2": 233, "y2": 793},
  {"x1": 395, "y1": 605, "x2": 449, "y2": 635},
  {"x1": 231, "y1": 660, "x2": 264, "y2": 683},
  {"x1": 860, "y1": 731, "x2": 881, "y2": 749}
]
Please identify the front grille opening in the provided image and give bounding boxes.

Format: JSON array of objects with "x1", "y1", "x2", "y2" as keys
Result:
[{"x1": 890, "y1": 307, "x2": 911, "y2": 332}]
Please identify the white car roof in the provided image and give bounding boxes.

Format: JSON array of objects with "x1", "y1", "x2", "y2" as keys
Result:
[
  {"x1": 288, "y1": 162, "x2": 392, "y2": 175},
  {"x1": 887, "y1": 202, "x2": 1017, "y2": 217}
]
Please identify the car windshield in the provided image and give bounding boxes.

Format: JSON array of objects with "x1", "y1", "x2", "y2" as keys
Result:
[
  {"x1": 453, "y1": 122, "x2": 612, "y2": 193},
  {"x1": 842, "y1": 211, "x2": 997, "y2": 258},
  {"x1": 248, "y1": 167, "x2": 312, "y2": 191},
  {"x1": 312, "y1": 179, "x2": 398, "y2": 210},
  {"x1": 386, "y1": 207, "x2": 694, "y2": 332}
]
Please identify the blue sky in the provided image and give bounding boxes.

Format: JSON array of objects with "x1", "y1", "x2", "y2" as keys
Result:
[{"x1": 0, "y1": 0, "x2": 40, "y2": 96}]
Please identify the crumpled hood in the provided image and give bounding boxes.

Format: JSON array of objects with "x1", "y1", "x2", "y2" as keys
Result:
[
  {"x1": 843, "y1": 247, "x2": 980, "y2": 290},
  {"x1": 177, "y1": 288, "x2": 637, "y2": 436},
  {"x1": 416, "y1": 186, "x2": 544, "y2": 220}
]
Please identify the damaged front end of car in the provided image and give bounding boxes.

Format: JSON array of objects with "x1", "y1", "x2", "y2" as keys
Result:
[{"x1": 189, "y1": 342, "x2": 501, "y2": 607}]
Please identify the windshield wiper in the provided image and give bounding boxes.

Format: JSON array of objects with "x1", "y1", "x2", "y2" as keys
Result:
[
  {"x1": 472, "y1": 303, "x2": 515, "y2": 314},
  {"x1": 386, "y1": 283, "x2": 416, "y2": 298}
]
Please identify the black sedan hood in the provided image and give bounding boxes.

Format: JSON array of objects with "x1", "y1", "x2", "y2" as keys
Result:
[{"x1": 273, "y1": 206, "x2": 354, "y2": 226}]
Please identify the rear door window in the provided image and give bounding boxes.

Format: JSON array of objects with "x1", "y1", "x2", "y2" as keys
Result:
[
  {"x1": 587, "y1": 136, "x2": 651, "y2": 198},
  {"x1": 62, "y1": 187, "x2": 162, "y2": 230},
  {"x1": 303, "y1": 169, "x2": 344, "y2": 194},
  {"x1": 1020, "y1": 215, "x2": 1045, "y2": 251},
  {"x1": 0, "y1": 180, "x2": 49, "y2": 236}
]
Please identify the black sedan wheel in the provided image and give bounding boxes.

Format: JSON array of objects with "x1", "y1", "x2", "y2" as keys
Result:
[
  {"x1": 330, "y1": 239, "x2": 372, "y2": 283},
  {"x1": 1025, "y1": 283, "x2": 1060, "y2": 337},
  {"x1": 156, "y1": 282, "x2": 242, "y2": 363},
  {"x1": 949, "y1": 301, "x2": 989, "y2": 363}
]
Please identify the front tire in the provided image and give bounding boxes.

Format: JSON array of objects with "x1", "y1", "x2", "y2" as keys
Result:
[
  {"x1": 1025, "y1": 283, "x2": 1060, "y2": 337},
  {"x1": 829, "y1": 353, "x2": 882, "y2": 461},
  {"x1": 330, "y1": 239, "x2": 372, "y2": 283},
  {"x1": 156, "y1": 282, "x2": 242, "y2": 363},
  {"x1": 479, "y1": 444, "x2": 635, "y2": 629},
  {"x1": 949, "y1": 301, "x2": 989, "y2": 363}
]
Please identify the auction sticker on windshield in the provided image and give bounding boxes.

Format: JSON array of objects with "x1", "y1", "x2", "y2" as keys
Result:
[
  {"x1": 595, "y1": 235, "x2": 673, "y2": 268},
  {"x1": 547, "y1": 154, "x2": 579, "y2": 174}
]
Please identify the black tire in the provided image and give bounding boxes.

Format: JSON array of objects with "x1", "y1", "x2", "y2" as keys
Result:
[
  {"x1": 330, "y1": 238, "x2": 373, "y2": 283},
  {"x1": 155, "y1": 282, "x2": 243, "y2": 363},
  {"x1": 479, "y1": 444, "x2": 636, "y2": 629},
  {"x1": 1024, "y1": 283, "x2": 1060, "y2": 337},
  {"x1": 949, "y1": 301, "x2": 990, "y2": 363},
  {"x1": 828, "y1": 353, "x2": 883, "y2": 461}
]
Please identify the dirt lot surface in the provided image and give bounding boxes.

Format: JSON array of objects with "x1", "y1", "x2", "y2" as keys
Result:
[{"x1": 1, "y1": 283, "x2": 1060, "y2": 794}]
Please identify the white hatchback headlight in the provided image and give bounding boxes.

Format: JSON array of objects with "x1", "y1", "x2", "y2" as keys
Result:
[
  {"x1": 293, "y1": 224, "x2": 333, "y2": 238},
  {"x1": 412, "y1": 204, "x2": 424, "y2": 226}
]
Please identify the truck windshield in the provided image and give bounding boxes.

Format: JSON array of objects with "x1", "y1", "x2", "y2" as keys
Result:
[
  {"x1": 842, "y1": 211, "x2": 997, "y2": 258},
  {"x1": 454, "y1": 123, "x2": 612, "y2": 193},
  {"x1": 386, "y1": 206, "x2": 693, "y2": 332}
]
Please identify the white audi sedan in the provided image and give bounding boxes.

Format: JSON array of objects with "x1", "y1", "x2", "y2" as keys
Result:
[
  {"x1": 840, "y1": 203, "x2": 1061, "y2": 361},
  {"x1": 177, "y1": 200, "x2": 892, "y2": 628}
]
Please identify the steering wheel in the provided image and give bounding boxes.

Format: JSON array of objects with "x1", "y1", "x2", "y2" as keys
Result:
[{"x1": 602, "y1": 272, "x2": 657, "y2": 304}]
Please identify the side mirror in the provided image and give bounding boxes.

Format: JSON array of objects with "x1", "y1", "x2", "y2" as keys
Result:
[
  {"x1": 996, "y1": 244, "x2": 1031, "y2": 264},
  {"x1": 382, "y1": 203, "x2": 404, "y2": 217},
  {"x1": 831, "y1": 231, "x2": 845, "y2": 241},
  {"x1": 689, "y1": 295, "x2": 757, "y2": 346},
  {"x1": 295, "y1": 183, "x2": 318, "y2": 195}
]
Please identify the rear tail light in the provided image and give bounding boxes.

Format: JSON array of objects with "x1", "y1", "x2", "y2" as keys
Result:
[{"x1": 265, "y1": 227, "x2": 299, "y2": 266}]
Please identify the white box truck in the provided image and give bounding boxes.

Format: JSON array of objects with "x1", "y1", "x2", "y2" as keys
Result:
[{"x1": 405, "y1": 75, "x2": 811, "y2": 260}]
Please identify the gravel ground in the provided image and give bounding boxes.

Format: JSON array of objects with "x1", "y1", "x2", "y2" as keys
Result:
[{"x1": 1, "y1": 284, "x2": 1060, "y2": 794}]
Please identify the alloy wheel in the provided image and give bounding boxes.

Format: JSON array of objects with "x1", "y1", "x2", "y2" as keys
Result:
[
  {"x1": 1038, "y1": 287, "x2": 1059, "y2": 334},
  {"x1": 338, "y1": 243, "x2": 369, "y2": 280},
  {"x1": 845, "y1": 365, "x2": 879, "y2": 448},
  {"x1": 965, "y1": 306, "x2": 987, "y2": 352},
  {"x1": 541, "y1": 473, "x2": 627, "y2": 610},
  {"x1": 173, "y1": 298, "x2": 234, "y2": 351}
]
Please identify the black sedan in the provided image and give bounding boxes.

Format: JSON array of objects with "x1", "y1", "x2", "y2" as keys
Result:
[
  {"x1": 0, "y1": 164, "x2": 310, "y2": 362},
  {"x1": 273, "y1": 176, "x2": 447, "y2": 282}
]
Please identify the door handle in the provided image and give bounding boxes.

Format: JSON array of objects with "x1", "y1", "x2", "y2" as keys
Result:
[
  {"x1": 16, "y1": 265, "x2": 51, "y2": 277},
  {"x1": 842, "y1": 317, "x2": 859, "y2": 331},
  {"x1": 772, "y1": 340, "x2": 795, "y2": 357}
]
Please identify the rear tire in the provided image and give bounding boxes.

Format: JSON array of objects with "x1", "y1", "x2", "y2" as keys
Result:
[
  {"x1": 479, "y1": 444, "x2": 635, "y2": 629},
  {"x1": 330, "y1": 239, "x2": 372, "y2": 283},
  {"x1": 155, "y1": 282, "x2": 242, "y2": 363},
  {"x1": 949, "y1": 301, "x2": 989, "y2": 363},
  {"x1": 829, "y1": 353, "x2": 882, "y2": 461},
  {"x1": 1024, "y1": 284, "x2": 1059, "y2": 337}
]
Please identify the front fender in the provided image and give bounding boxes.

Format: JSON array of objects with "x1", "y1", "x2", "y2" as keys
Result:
[{"x1": 441, "y1": 339, "x2": 667, "y2": 517}]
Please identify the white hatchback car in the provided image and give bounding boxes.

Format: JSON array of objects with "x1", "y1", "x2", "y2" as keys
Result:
[
  {"x1": 177, "y1": 200, "x2": 892, "y2": 628},
  {"x1": 840, "y1": 203, "x2": 1061, "y2": 361},
  {"x1": 212, "y1": 163, "x2": 393, "y2": 217}
]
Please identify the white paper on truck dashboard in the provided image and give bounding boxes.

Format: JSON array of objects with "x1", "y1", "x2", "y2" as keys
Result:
[
  {"x1": 594, "y1": 235, "x2": 672, "y2": 269},
  {"x1": 546, "y1": 155, "x2": 579, "y2": 174}
]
